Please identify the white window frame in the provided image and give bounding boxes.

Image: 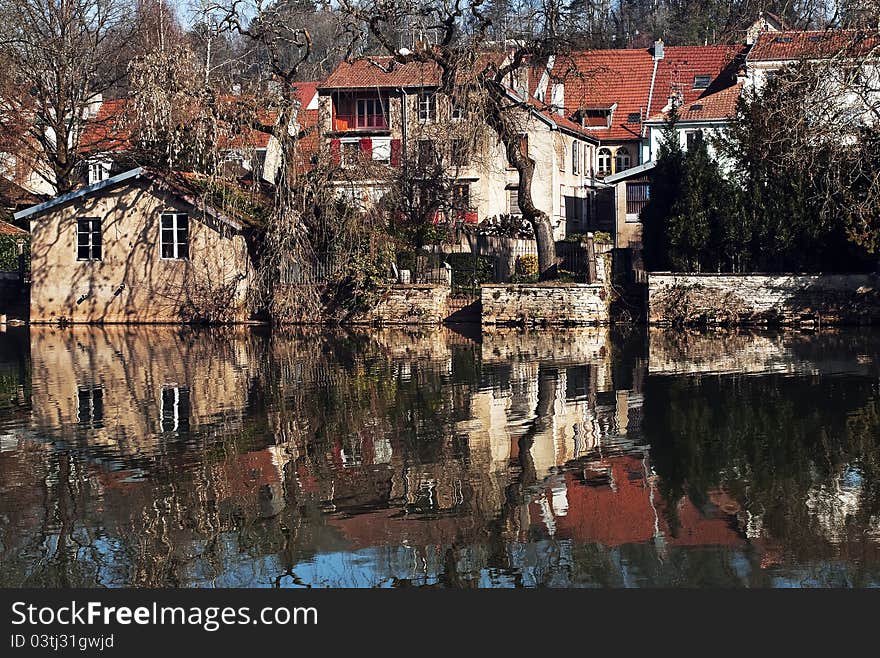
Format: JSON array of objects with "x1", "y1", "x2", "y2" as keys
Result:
[
  {"x1": 341, "y1": 138, "x2": 360, "y2": 168},
  {"x1": 372, "y1": 137, "x2": 391, "y2": 164},
  {"x1": 572, "y1": 141, "x2": 580, "y2": 175},
  {"x1": 418, "y1": 91, "x2": 437, "y2": 122},
  {"x1": 160, "y1": 212, "x2": 189, "y2": 260},
  {"x1": 160, "y1": 385, "x2": 189, "y2": 433},
  {"x1": 87, "y1": 160, "x2": 111, "y2": 185},
  {"x1": 356, "y1": 98, "x2": 387, "y2": 129},
  {"x1": 597, "y1": 147, "x2": 612, "y2": 175}
]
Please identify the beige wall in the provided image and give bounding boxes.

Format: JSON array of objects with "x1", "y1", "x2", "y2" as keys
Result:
[
  {"x1": 319, "y1": 89, "x2": 595, "y2": 240},
  {"x1": 613, "y1": 180, "x2": 644, "y2": 249},
  {"x1": 30, "y1": 178, "x2": 252, "y2": 323}
]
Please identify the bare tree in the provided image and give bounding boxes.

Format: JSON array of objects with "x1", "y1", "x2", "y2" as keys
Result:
[
  {"x1": 0, "y1": 0, "x2": 134, "y2": 193},
  {"x1": 335, "y1": 0, "x2": 579, "y2": 279}
]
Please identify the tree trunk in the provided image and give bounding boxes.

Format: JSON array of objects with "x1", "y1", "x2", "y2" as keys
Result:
[{"x1": 486, "y1": 100, "x2": 558, "y2": 280}]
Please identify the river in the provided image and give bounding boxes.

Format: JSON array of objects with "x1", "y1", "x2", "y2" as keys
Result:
[{"x1": 1, "y1": 324, "x2": 879, "y2": 587}]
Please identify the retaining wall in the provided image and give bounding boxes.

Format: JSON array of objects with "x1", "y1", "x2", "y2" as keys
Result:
[
  {"x1": 346, "y1": 284, "x2": 450, "y2": 325},
  {"x1": 481, "y1": 283, "x2": 609, "y2": 325},
  {"x1": 648, "y1": 273, "x2": 880, "y2": 325}
]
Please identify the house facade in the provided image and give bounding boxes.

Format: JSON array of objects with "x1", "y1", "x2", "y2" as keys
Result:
[
  {"x1": 527, "y1": 41, "x2": 748, "y2": 258},
  {"x1": 317, "y1": 56, "x2": 600, "y2": 240},
  {"x1": 17, "y1": 168, "x2": 255, "y2": 323}
]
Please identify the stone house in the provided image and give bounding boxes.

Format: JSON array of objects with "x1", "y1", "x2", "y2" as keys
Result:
[
  {"x1": 316, "y1": 55, "x2": 600, "y2": 241},
  {"x1": 16, "y1": 167, "x2": 257, "y2": 323}
]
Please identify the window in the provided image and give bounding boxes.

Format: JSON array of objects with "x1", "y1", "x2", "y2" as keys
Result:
[
  {"x1": 418, "y1": 139, "x2": 438, "y2": 167},
  {"x1": 626, "y1": 181, "x2": 650, "y2": 219},
  {"x1": 615, "y1": 147, "x2": 631, "y2": 172},
  {"x1": 160, "y1": 213, "x2": 189, "y2": 260},
  {"x1": 508, "y1": 187, "x2": 522, "y2": 215},
  {"x1": 372, "y1": 137, "x2": 391, "y2": 164},
  {"x1": 356, "y1": 98, "x2": 388, "y2": 128},
  {"x1": 450, "y1": 138, "x2": 469, "y2": 166},
  {"x1": 627, "y1": 112, "x2": 642, "y2": 124},
  {"x1": 341, "y1": 140, "x2": 360, "y2": 167},
  {"x1": 77, "y1": 386, "x2": 104, "y2": 429},
  {"x1": 597, "y1": 148, "x2": 612, "y2": 175},
  {"x1": 584, "y1": 146, "x2": 592, "y2": 176},
  {"x1": 76, "y1": 218, "x2": 102, "y2": 261},
  {"x1": 418, "y1": 91, "x2": 437, "y2": 122},
  {"x1": 693, "y1": 75, "x2": 711, "y2": 89},
  {"x1": 685, "y1": 129, "x2": 704, "y2": 151},
  {"x1": 88, "y1": 160, "x2": 110, "y2": 185},
  {"x1": 160, "y1": 386, "x2": 190, "y2": 434},
  {"x1": 572, "y1": 141, "x2": 580, "y2": 175},
  {"x1": 451, "y1": 102, "x2": 466, "y2": 121},
  {"x1": 453, "y1": 183, "x2": 471, "y2": 211}
]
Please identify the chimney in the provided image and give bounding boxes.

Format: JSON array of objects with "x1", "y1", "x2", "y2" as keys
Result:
[{"x1": 653, "y1": 39, "x2": 664, "y2": 60}]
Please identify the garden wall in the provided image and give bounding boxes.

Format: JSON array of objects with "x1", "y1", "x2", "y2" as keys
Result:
[
  {"x1": 648, "y1": 273, "x2": 880, "y2": 325},
  {"x1": 481, "y1": 283, "x2": 610, "y2": 325},
  {"x1": 346, "y1": 284, "x2": 450, "y2": 325}
]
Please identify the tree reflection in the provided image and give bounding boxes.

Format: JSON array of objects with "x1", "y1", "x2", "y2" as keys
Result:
[{"x1": 3, "y1": 325, "x2": 880, "y2": 587}]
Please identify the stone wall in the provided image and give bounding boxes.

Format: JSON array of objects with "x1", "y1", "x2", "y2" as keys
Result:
[
  {"x1": 649, "y1": 273, "x2": 880, "y2": 326},
  {"x1": 481, "y1": 283, "x2": 609, "y2": 325},
  {"x1": 345, "y1": 284, "x2": 450, "y2": 325}
]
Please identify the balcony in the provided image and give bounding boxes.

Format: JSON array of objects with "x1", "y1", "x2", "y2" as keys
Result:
[{"x1": 332, "y1": 113, "x2": 389, "y2": 132}]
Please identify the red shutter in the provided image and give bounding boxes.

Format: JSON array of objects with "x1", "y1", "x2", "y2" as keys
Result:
[
  {"x1": 330, "y1": 138, "x2": 341, "y2": 166},
  {"x1": 390, "y1": 138, "x2": 402, "y2": 166},
  {"x1": 359, "y1": 137, "x2": 372, "y2": 160}
]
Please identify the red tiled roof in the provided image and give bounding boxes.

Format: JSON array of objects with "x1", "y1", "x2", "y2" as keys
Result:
[
  {"x1": 79, "y1": 99, "x2": 131, "y2": 154},
  {"x1": 320, "y1": 53, "x2": 507, "y2": 90},
  {"x1": 749, "y1": 29, "x2": 880, "y2": 62},
  {"x1": 549, "y1": 45, "x2": 745, "y2": 140},
  {"x1": 652, "y1": 44, "x2": 746, "y2": 116},
  {"x1": 293, "y1": 81, "x2": 321, "y2": 167},
  {"x1": 0, "y1": 218, "x2": 27, "y2": 236},
  {"x1": 671, "y1": 81, "x2": 743, "y2": 121},
  {"x1": 321, "y1": 57, "x2": 443, "y2": 89},
  {"x1": 530, "y1": 455, "x2": 747, "y2": 549},
  {"x1": 550, "y1": 50, "x2": 655, "y2": 141}
]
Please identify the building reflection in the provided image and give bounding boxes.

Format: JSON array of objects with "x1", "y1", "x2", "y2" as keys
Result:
[{"x1": 1, "y1": 325, "x2": 880, "y2": 587}]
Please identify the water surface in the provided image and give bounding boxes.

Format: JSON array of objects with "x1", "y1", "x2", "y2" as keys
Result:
[{"x1": 2, "y1": 324, "x2": 880, "y2": 587}]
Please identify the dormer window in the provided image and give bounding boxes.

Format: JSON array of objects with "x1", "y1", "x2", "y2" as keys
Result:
[
  {"x1": 579, "y1": 106, "x2": 614, "y2": 129},
  {"x1": 774, "y1": 36, "x2": 793, "y2": 43},
  {"x1": 88, "y1": 160, "x2": 111, "y2": 185},
  {"x1": 693, "y1": 75, "x2": 711, "y2": 89}
]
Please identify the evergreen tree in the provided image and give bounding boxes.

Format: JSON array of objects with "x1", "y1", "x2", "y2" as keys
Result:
[{"x1": 641, "y1": 106, "x2": 685, "y2": 271}]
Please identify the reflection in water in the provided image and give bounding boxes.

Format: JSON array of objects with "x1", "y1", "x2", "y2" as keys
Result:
[{"x1": 2, "y1": 325, "x2": 880, "y2": 587}]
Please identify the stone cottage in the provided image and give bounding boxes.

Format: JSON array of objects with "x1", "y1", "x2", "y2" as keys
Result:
[{"x1": 16, "y1": 167, "x2": 257, "y2": 323}]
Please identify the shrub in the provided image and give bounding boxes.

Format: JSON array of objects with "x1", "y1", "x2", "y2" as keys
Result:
[{"x1": 516, "y1": 254, "x2": 538, "y2": 280}]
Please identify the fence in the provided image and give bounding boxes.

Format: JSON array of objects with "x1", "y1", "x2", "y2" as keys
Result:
[
  {"x1": 276, "y1": 235, "x2": 598, "y2": 292},
  {"x1": 398, "y1": 234, "x2": 598, "y2": 292}
]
